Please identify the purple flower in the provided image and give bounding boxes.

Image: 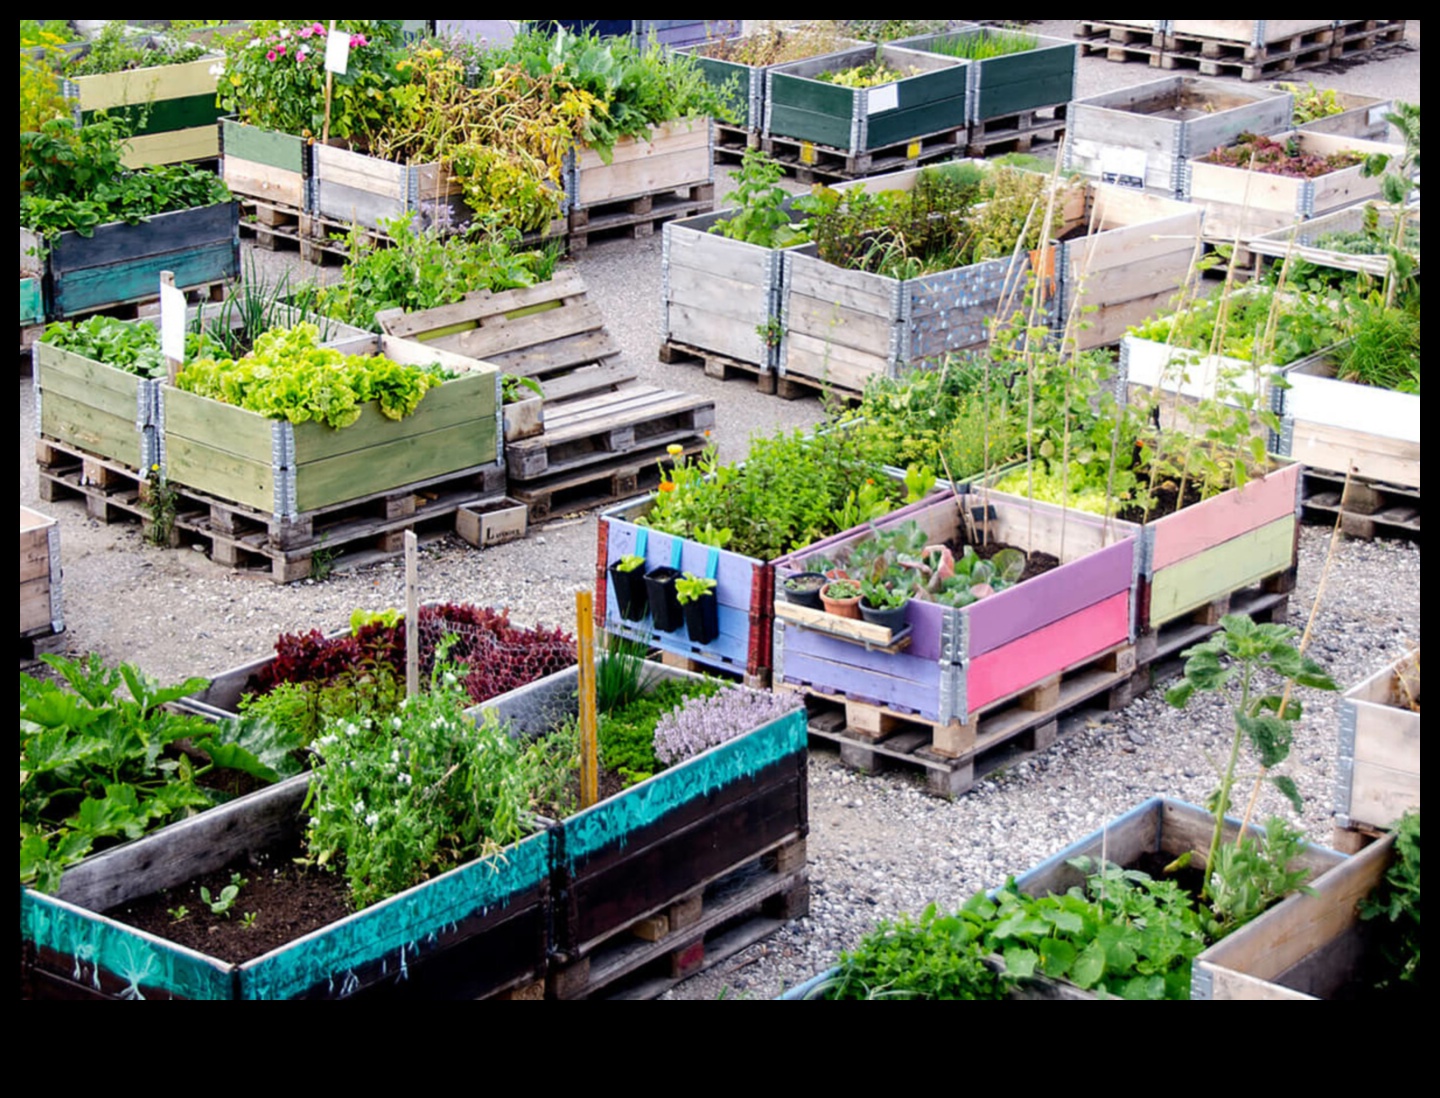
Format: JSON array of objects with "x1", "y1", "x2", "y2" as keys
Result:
[{"x1": 653, "y1": 685, "x2": 802, "y2": 766}]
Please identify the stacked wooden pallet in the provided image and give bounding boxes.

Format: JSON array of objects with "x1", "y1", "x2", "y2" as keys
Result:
[{"x1": 1075, "y1": 19, "x2": 1407, "y2": 81}]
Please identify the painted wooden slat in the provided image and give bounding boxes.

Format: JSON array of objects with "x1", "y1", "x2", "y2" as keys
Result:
[
  {"x1": 865, "y1": 96, "x2": 968, "y2": 150},
  {"x1": 1147, "y1": 461, "x2": 1299, "y2": 573},
  {"x1": 71, "y1": 55, "x2": 221, "y2": 109},
  {"x1": 220, "y1": 118, "x2": 306, "y2": 174},
  {"x1": 36, "y1": 346, "x2": 146, "y2": 418},
  {"x1": 1149, "y1": 515, "x2": 1296, "y2": 625},
  {"x1": 48, "y1": 203, "x2": 236, "y2": 275},
  {"x1": 1281, "y1": 366, "x2": 1420, "y2": 442},
  {"x1": 123, "y1": 126, "x2": 221, "y2": 166},
  {"x1": 54, "y1": 242, "x2": 236, "y2": 318},
  {"x1": 39, "y1": 393, "x2": 145, "y2": 470},
  {"x1": 1289, "y1": 420, "x2": 1420, "y2": 488},
  {"x1": 967, "y1": 590, "x2": 1131, "y2": 711},
  {"x1": 778, "y1": 643, "x2": 945, "y2": 716}
]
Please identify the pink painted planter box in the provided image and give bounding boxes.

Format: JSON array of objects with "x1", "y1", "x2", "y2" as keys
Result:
[{"x1": 771, "y1": 492, "x2": 1137, "y2": 724}]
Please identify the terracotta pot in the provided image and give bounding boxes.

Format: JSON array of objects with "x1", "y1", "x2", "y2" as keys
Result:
[{"x1": 819, "y1": 582, "x2": 862, "y2": 620}]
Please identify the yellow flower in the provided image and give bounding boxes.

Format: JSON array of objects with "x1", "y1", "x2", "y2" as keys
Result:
[
  {"x1": 230, "y1": 74, "x2": 243, "y2": 86},
  {"x1": 666, "y1": 444, "x2": 684, "y2": 457}
]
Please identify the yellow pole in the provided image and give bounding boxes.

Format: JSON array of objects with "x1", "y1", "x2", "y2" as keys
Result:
[{"x1": 576, "y1": 591, "x2": 598, "y2": 809}]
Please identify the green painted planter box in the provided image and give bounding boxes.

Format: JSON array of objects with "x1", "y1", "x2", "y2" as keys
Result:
[
  {"x1": 33, "y1": 339, "x2": 161, "y2": 471},
  {"x1": 676, "y1": 33, "x2": 866, "y2": 133},
  {"x1": 163, "y1": 335, "x2": 499, "y2": 517},
  {"x1": 892, "y1": 28, "x2": 1078, "y2": 125},
  {"x1": 65, "y1": 46, "x2": 224, "y2": 166},
  {"x1": 22, "y1": 202, "x2": 239, "y2": 321},
  {"x1": 219, "y1": 117, "x2": 309, "y2": 211},
  {"x1": 765, "y1": 44, "x2": 969, "y2": 154},
  {"x1": 20, "y1": 774, "x2": 551, "y2": 1000}
]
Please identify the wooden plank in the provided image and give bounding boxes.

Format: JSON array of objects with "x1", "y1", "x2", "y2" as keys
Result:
[
  {"x1": 1149, "y1": 516, "x2": 1296, "y2": 625},
  {"x1": 773, "y1": 600, "x2": 902, "y2": 647},
  {"x1": 72, "y1": 55, "x2": 221, "y2": 110},
  {"x1": 781, "y1": 332, "x2": 886, "y2": 395},
  {"x1": 1282, "y1": 365, "x2": 1420, "y2": 443},
  {"x1": 1147, "y1": 462, "x2": 1299, "y2": 573},
  {"x1": 38, "y1": 392, "x2": 146, "y2": 470},
  {"x1": 220, "y1": 118, "x2": 306, "y2": 174},
  {"x1": 311, "y1": 143, "x2": 407, "y2": 199},
  {"x1": 48, "y1": 203, "x2": 236, "y2": 275},
  {"x1": 36, "y1": 344, "x2": 147, "y2": 422},
  {"x1": 1289, "y1": 421, "x2": 1420, "y2": 490},
  {"x1": 221, "y1": 158, "x2": 306, "y2": 209},
  {"x1": 124, "y1": 127, "x2": 220, "y2": 166},
  {"x1": 162, "y1": 387, "x2": 277, "y2": 465}
]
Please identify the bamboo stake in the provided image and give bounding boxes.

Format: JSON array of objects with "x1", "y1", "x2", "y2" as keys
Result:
[{"x1": 576, "y1": 591, "x2": 598, "y2": 810}]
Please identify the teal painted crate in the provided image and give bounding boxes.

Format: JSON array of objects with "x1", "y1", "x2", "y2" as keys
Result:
[
  {"x1": 20, "y1": 276, "x2": 44, "y2": 327},
  {"x1": 765, "y1": 43, "x2": 969, "y2": 155}
]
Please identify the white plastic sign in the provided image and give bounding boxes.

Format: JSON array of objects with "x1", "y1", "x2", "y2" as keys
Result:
[
  {"x1": 325, "y1": 29, "x2": 350, "y2": 75},
  {"x1": 1100, "y1": 148, "x2": 1148, "y2": 190},
  {"x1": 160, "y1": 281, "x2": 186, "y2": 361},
  {"x1": 866, "y1": 84, "x2": 899, "y2": 115}
]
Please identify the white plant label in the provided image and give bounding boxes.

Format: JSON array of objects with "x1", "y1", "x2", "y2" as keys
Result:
[
  {"x1": 325, "y1": 30, "x2": 350, "y2": 75},
  {"x1": 1100, "y1": 148, "x2": 1148, "y2": 190},
  {"x1": 160, "y1": 281, "x2": 186, "y2": 361},
  {"x1": 866, "y1": 84, "x2": 899, "y2": 115}
]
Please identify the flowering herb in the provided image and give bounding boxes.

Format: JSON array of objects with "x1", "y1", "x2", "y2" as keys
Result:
[{"x1": 652, "y1": 685, "x2": 801, "y2": 767}]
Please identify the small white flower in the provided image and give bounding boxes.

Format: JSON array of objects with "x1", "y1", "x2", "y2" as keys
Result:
[
  {"x1": 209, "y1": 62, "x2": 224, "y2": 76},
  {"x1": 398, "y1": 772, "x2": 412, "y2": 786},
  {"x1": 365, "y1": 812, "x2": 379, "y2": 828},
  {"x1": 392, "y1": 716, "x2": 403, "y2": 730},
  {"x1": 391, "y1": 749, "x2": 401, "y2": 763},
  {"x1": 278, "y1": 27, "x2": 291, "y2": 38}
]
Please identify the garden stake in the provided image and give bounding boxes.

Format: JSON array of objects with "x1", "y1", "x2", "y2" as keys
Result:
[
  {"x1": 405, "y1": 530, "x2": 419, "y2": 697},
  {"x1": 576, "y1": 591, "x2": 598, "y2": 809},
  {"x1": 322, "y1": 20, "x2": 337, "y2": 146}
]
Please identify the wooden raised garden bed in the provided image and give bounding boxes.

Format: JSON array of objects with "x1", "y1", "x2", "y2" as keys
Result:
[
  {"x1": 1064, "y1": 76, "x2": 1292, "y2": 198},
  {"x1": 33, "y1": 333, "x2": 162, "y2": 472},
  {"x1": 893, "y1": 28, "x2": 1078, "y2": 127},
  {"x1": 660, "y1": 202, "x2": 810, "y2": 373},
  {"x1": 219, "y1": 117, "x2": 309, "y2": 211},
  {"x1": 20, "y1": 505, "x2": 63, "y2": 642},
  {"x1": 163, "y1": 335, "x2": 499, "y2": 517},
  {"x1": 1334, "y1": 650, "x2": 1420, "y2": 848},
  {"x1": 20, "y1": 775, "x2": 551, "y2": 1000},
  {"x1": 1289, "y1": 88, "x2": 1396, "y2": 142},
  {"x1": 310, "y1": 143, "x2": 470, "y2": 234},
  {"x1": 20, "y1": 276, "x2": 44, "y2": 327},
  {"x1": 1272, "y1": 342, "x2": 1420, "y2": 491},
  {"x1": 765, "y1": 44, "x2": 969, "y2": 159},
  {"x1": 567, "y1": 118, "x2": 713, "y2": 211},
  {"x1": 771, "y1": 490, "x2": 1137, "y2": 760},
  {"x1": 475, "y1": 660, "x2": 810, "y2": 990},
  {"x1": 22, "y1": 202, "x2": 239, "y2": 322},
  {"x1": 1246, "y1": 202, "x2": 1420, "y2": 280},
  {"x1": 1187, "y1": 130, "x2": 1405, "y2": 244},
  {"x1": 66, "y1": 48, "x2": 225, "y2": 167},
  {"x1": 1191, "y1": 829, "x2": 1398, "y2": 999}
]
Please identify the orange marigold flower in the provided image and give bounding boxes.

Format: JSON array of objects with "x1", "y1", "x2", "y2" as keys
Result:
[{"x1": 658, "y1": 482, "x2": 677, "y2": 493}]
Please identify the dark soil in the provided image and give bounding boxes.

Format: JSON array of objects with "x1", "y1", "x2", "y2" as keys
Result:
[
  {"x1": 1113, "y1": 470, "x2": 1205, "y2": 525},
  {"x1": 955, "y1": 536, "x2": 1062, "y2": 585},
  {"x1": 1133, "y1": 849, "x2": 1207, "y2": 900}
]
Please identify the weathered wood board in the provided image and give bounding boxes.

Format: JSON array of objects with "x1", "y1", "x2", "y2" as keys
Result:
[
  {"x1": 311, "y1": 143, "x2": 469, "y2": 233},
  {"x1": 33, "y1": 341, "x2": 160, "y2": 470},
  {"x1": 20, "y1": 505, "x2": 62, "y2": 638},
  {"x1": 569, "y1": 119, "x2": 712, "y2": 209},
  {"x1": 1336, "y1": 651, "x2": 1420, "y2": 836},
  {"x1": 220, "y1": 117, "x2": 308, "y2": 210},
  {"x1": 69, "y1": 51, "x2": 224, "y2": 166}
]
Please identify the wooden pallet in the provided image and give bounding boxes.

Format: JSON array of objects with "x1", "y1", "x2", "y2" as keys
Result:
[
  {"x1": 509, "y1": 438, "x2": 706, "y2": 524},
  {"x1": 505, "y1": 384, "x2": 715, "y2": 481},
  {"x1": 659, "y1": 339, "x2": 778, "y2": 394},
  {"x1": 36, "y1": 436, "x2": 506, "y2": 583},
  {"x1": 1157, "y1": 32, "x2": 1336, "y2": 82},
  {"x1": 769, "y1": 369, "x2": 865, "y2": 404},
  {"x1": 1074, "y1": 21, "x2": 1166, "y2": 50},
  {"x1": 547, "y1": 839, "x2": 808, "y2": 1000},
  {"x1": 377, "y1": 269, "x2": 622, "y2": 387},
  {"x1": 1331, "y1": 19, "x2": 1408, "y2": 57},
  {"x1": 967, "y1": 104, "x2": 1068, "y2": 159},
  {"x1": 786, "y1": 640, "x2": 1140, "y2": 799},
  {"x1": 711, "y1": 122, "x2": 762, "y2": 169},
  {"x1": 759, "y1": 126, "x2": 968, "y2": 185},
  {"x1": 237, "y1": 199, "x2": 307, "y2": 255},
  {"x1": 1300, "y1": 468, "x2": 1420, "y2": 541},
  {"x1": 567, "y1": 183, "x2": 716, "y2": 252}
]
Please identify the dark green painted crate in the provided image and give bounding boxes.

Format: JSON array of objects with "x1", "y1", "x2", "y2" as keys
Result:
[
  {"x1": 765, "y1": 44, "x2": 969, "y2": 154},
  {"x1": 893, "y1": 28, "x2": 1078, "y2": 124}
]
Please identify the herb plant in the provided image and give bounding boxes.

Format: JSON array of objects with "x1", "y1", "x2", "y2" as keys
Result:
[
  {"x1": 674, "y1": 573, "x2": 717, "y2": 605},
  {"x1": 710, "y1": 148, "x2": 811, "y2": 248},
  {"x1": 919, "y1": 26, "x2": 1038, "y2": 60},
  {"x1": 652, "y1": 685, "x2": 799, "y2": 767},
  {"x1": 1358, "y1": 811, "x2": 1421, "y2": 992}
]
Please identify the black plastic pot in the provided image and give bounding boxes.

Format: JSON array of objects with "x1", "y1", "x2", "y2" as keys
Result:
[
  {"x1": 608, "y1": 562, "x2": 649, "y2": 621},
  {"x1": 682, "y1": 591, "x2": 720, "y2": 646},
  {"x1": 644, "y1": 567, "x2": 684, "y2": 632},
  {"x1": 781, "y1": 571, "x2": 827, "y2": 610},
  {"x1": 859, "y1": 599, "x2": 909, "y2": 633}
]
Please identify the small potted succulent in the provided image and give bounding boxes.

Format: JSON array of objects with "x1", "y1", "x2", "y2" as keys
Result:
[
  {"x1": 644, "y1": 566, "x2": 685, "y2": 633},
  {"x1": 608, "y1": 554, "x2": 649, "y2": 622},
  {"x1": 819, "y1": 578, "x2": 863, "y2": 619},
  {"x1": 781, "y1": 571, "x2": 828, "y2": 609},
  {"x1": 676, "y1": 572, "x2": 720, "y2": 645}
]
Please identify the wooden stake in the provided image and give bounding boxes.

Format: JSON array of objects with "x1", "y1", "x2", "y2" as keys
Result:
[
  {"x1": 322, "y1": 20, "x2": 336, "y2": 146},
  {"x1": 576, "y1": 591, "x2": 598, "y2": 809},
  {"x1": 405, "y1": 530, "x2": 419, "y2": 698}
]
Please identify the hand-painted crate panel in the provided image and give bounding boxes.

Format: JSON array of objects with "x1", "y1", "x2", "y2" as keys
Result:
[
  {"x1": 678, "y1": 33, "x2": 867, "y2": 133},
  {"x1": 37, "y1": 202, "x2": 239, "y2": 321},
  {"x1": 1274, "y1": 351, "x2": 1420, "y2": 489},
  {"x1": 1188, "y1": 131, "x2": 1404, "y2": 242},
  {"x1": 771, "y1": 490, "x2": 1136, "y2": 724},
  {"x1": 477, "y1": 660, "x2": 808, "y2": 958},
  {"x1": 1064, "y1": 76, "x2": 1292, "y2": 198},
  {"x1": 33, "y1": 342, "x2": 160, "y2": 471},
  {"x1": 220, "y1": 117, "x2": 309, "y2": 210},
  {"x1": 1336, "y1": 650, "x2": 1420, "y2": 836},
  {"x1": 163, "y1": 337, "x2": 497, "y2": 515},
  {"x1": 20, "y1": 277, "x2": 44, "y2": 327},
  {"x1": 68, "y1": 51, "x2": 224, "y2": 166},
  {"x1": 569, "y1": 119, "x2": 713, "y2": 209},
  {"x1": 765, "y1": 45, "x2": 969, "y2": 154},
  {"x1": 893, "y1": 29, "x2": 1077, "y2": 124},
  {"x1": 21, "y1": 774, "x2": 550, "y2": 1000}
]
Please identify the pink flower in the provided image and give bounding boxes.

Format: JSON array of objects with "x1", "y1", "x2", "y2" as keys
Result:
[
  {"x1": 349, "y1": 34, "x2": 368, "y2": 48},
  {"x1": 266, "y1": 49, "x2": 277, "y2": 61},
  {"x1": 297, "y1": 48, "x2": 308, "y2": 62},
  {"x1": 311, "y1": 22, "x2": 326, "y2": 36},
  {"x1": 298, "y1": 26, "x2": 313, "y2": 38},
  {"x1": 276, "y1": 44, "x2": 286, "y2": 55}
]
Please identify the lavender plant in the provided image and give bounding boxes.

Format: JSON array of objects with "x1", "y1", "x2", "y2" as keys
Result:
[{"x1": 652, "y1": 685, "x2": 802, "y2": 766}]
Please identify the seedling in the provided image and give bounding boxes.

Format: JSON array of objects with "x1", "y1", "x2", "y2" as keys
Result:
[{"x1": 200, "y1": 872, "x2": 248, "y2": 918}]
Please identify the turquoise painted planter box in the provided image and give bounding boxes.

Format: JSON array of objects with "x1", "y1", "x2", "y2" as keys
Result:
[
  {"x1": 20, "y1": 277, "x2": 44, "y2": 327},
  {"x1": 20, "y1": 774, "x2": 551, "y2": 1000},
  {"x1": 765, "y1": 43, "x2": 969, "y2": 154},
  {"x1": 477, "y1": 660, "x2": 809, "y2": 962},
  {"x1": 23, "y1": 202, "x2": 239, "y2": 321}
]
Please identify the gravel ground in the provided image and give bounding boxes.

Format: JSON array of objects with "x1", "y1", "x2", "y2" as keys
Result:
[{"x1": 19, "y1": 21, "x2": 1420, "y2": 1000}]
